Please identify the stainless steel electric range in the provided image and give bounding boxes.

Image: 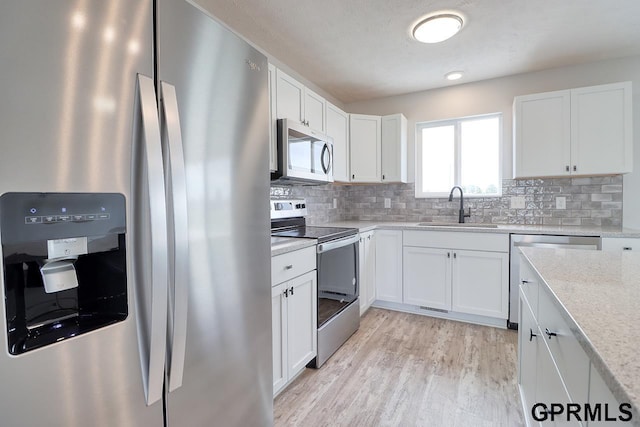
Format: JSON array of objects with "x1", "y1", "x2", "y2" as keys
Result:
[{"x1": 271, "y1": 199, "x2": 360, "y2": 367}]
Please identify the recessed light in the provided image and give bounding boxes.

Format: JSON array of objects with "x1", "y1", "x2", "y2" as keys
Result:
[
  {"x1": 413, "y1": 14, "x2": 463, "y2": 44},
  {"x1": 445, "y1": 71, "x2": 463, "y2": 81}
]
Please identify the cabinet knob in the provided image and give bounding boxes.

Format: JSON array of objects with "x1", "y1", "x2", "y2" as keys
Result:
[
  {"x1": 529, "y1": 328, "x2": 537, "y2": 342},
  {"x1": 565, "y1": 165, "x2": 570, "y2": 172},
  {"x1": 284, "y1": 289, "x2": 289, "y2": 298},
  {"x1": 352, "y1": 174, "x2": 355, "y2": 179},
  {"x1": 453, "y1": 252, "x2": 457, "y2": 259},
  {"x1": 290, "y1": 286, "x2": 294, "y2": 295},
  {"x1": 573, "y1": 165, "x2": 577, "y2": 172},
  {"x1": 284, "y1": 264, "x2": 293, "y2": 270},
  {"x1": 545, "y1": 328, "x2": 557, "y2": 339},
  {"x1": 447, "y1": 252, "x2": 451, "y2": 258},
  {"x1": 382, "y1": 174, "x2": 385, "y2": 180},
  {"x1": 367, "y1": 235, "x2": 371, "y2": 240}
]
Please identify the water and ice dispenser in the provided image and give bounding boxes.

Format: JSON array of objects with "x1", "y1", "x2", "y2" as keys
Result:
[{"x1": 1, "y1": 193, "x2": 128, "y2": 355}]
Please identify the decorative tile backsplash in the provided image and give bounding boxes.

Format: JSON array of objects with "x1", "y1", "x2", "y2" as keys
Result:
[{"x1": 271, "y1": 175, "x2": 623, "y2": 227}]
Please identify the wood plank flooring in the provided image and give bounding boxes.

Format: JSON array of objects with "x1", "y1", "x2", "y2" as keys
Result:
[{"x1": 274, "y1": 308, "x2": 523, "y2": 427}]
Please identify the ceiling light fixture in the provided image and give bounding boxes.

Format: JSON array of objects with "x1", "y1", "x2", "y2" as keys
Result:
[
  {"x1": 413, "y1": 13, "x2": 463, "y2": 43},
  {"x1": 445, "y1": 71, "x2": 463, "y2": 81}
]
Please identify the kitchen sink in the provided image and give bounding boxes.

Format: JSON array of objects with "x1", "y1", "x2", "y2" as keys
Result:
[{"x1": 416, "y1": 222, "x2": 499, "y2": 228}]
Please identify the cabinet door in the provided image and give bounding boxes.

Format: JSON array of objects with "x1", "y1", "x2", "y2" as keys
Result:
[
  {"x1": 381, "y1": 114, "x2": 407, "y2": 183},
  {"x1": 451, "y1": 250, "x2": 508, "y2": 318},
  {"x1": 514, "y1": 90, "x2": 571, "y2": 178},
  {"x1": 518, "y1": 296, "x2": 538, "y2": 427},
  {"x1": 571, "y1": 82, "x2": 632, "y2": 175},
  {"x1": 287, "y1": 271, "x2": 317, "y2": 378},
  {"x1": 326, "y1": 103, "x2": 350, "y2": 182},
  {"x1": 535, "y1": 339, "x2": 578, "y2": 426},
  {"x1": 268, "y1": 63, "x2": 278, "y2": 172},
  {"x1": 358, "y1": 235, "x2": 367, "y2": 315},
  {"x1": 275, "y1": 69, "x2": 304, "y2": 123},
  {"x1": 304, "y1": 88, "x2": 326, "y2": 133},
  {"x1": 375, "y1": 230, "x2": 403, "y2": 303},
  {"x1": 349, "y1": 114, "x2": 381, "y2": 182},
  {"x1": 272, "y1": 283, "x2": 288, "y2": 395},
  {"x1": 403, "y1": 246, "x2": 451, "y2": 310},
  {"x1": 365, "y1": 232, "x2": 376, "y2": 308}
]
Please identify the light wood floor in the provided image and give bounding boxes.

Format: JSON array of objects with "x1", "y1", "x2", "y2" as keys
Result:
[{"x1": 274, "y1": 308, "x2": 523, "y2": 427}]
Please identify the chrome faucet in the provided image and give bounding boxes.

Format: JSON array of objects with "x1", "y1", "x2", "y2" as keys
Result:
[{"x1": 448, "y1": 186, "x2": 471, "y2": 223}]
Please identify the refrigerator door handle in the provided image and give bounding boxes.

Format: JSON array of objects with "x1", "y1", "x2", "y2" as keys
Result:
[
  {"x1": 160, "y1": 81, "x2": 189, "y2": 392},
  {"x1": 133, "y1": 74, "x2": 169, "y2": 406}
]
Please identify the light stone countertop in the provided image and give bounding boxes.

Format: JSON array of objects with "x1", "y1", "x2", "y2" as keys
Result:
[
  {"x1": 314, "y1": 220, "x2": 640, "y2": 238},
  {"x1": 520, "y1": 247, "x2": 640, "y2": 421},
  {"x1": 270, "y1": 236, "x2": 316, "y2": 257}
]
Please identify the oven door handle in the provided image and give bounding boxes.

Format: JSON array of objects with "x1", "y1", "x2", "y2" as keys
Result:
[{"x1": 317, "y1": 234, "x2": 360, "y2": 253}]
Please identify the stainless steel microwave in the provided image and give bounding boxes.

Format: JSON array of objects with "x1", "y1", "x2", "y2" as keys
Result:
[{"x1": 271, "y1": 119, "x2": 333, "y2": 184}]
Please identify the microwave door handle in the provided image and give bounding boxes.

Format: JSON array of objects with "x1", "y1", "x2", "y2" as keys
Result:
[{"x1": 320, "y1": 143, "x2": 330, "y2": 174}]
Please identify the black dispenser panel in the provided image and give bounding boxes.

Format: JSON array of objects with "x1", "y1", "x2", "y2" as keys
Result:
[{"x1": 1, "y1": 193, "x2": 128, "y2": 355}]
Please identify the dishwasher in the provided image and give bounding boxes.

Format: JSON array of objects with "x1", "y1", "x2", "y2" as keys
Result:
[{"x1": 508, "y1": 234, "x2": 601, "y2": 329}]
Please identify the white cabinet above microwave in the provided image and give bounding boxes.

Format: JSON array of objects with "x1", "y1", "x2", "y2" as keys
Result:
[
  {"x1": 513, "y1": 81, "x2": 632, "y2": 178},
  {"x1": 275, "y1": 69, "x2": 326, "y2": 134}
]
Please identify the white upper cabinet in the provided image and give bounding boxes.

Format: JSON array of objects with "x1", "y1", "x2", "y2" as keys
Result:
[
  {"x1": 514, "y1": 90, "x2": 571, "y2": 178},
  {"x1": 326, "y1": 103, "x2": 350, "y2": 182},
  {"x1": 381, "y1": 113, "x2": 408, "y2": 183},
  {"x1": 275, "y1": 68, "x2": 304, "y2": 124},
  {"x1": 570, "y1": 82, "x2": 633, "y2": 175},
  {"x1": 268, "y1": 63, "x2": 277, "y2": 172},
  {"x1": 303, "y1": 88, "x2": 326, "y2": 133},
  {"x1": 514, "y1": 81, "x2": 632, "y2": 178},
  {"x1": 275, "y1": 68, "x2": 326, "y2": 133},
  {"x1": 350, "y1": 114, "x2": 382, "y2": 182}
]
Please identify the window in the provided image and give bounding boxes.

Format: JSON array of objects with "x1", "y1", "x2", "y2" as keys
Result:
[{"x1": 416, "y1": 113, "x2": 502, "y2": 198}]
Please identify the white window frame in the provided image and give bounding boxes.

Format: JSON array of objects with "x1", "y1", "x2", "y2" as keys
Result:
[{"x1": 415, "y1": 113, "x2": 503, "y2": 198}]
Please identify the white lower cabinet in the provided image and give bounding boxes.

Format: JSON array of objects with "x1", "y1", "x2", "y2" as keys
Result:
[
  {"x1": 601, "y1": 237, "x2": 639, "y2": 252},
  {"x1": 374, "y1": 230, "x2": 403, "y2": 303},
  {"x1": 403, "y1": 247, "x2": 451, "y2": 310},
  {"x1": 451, "y1": 250, "x2": 509, "y2": 318},
  {"x1": 359, "y1": 230, "x2": 376, "y2": 315},
  {"x1": 271, "y1": 250, "x2": 317, "y2": 396},
  {"x1": 401, "y1": 231, "x2": 509, "y2": 319},
  {"x1": 518, "y1": 254, "x2": 627, "y2": 427}
]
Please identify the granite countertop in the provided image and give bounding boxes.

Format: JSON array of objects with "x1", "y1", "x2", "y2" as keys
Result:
[
  {"x1": 520, "y1": 247, "x2": 640, "y2": 420},
  {"x1": 270, "y1": 236, "x2": 316, "y2": 257},
  {"x1": 314, "y1": 220, "x2": 640, "y2": 238}
]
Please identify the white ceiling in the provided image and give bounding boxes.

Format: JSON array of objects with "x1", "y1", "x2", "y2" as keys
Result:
[{"x1": 196, "y1": 0, "x2": 640, "y2": 104}]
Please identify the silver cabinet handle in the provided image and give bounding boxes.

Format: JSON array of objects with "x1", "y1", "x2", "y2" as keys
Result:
[
  {"x1": 285, "y1": 264, "x2": 294, "y2": 270},
  {"x1": 133, "y1": 74, "x2": 168, "y2": 406},
  {"x1": 160, "y1": 81, "x2": 189, "y2": 393}
]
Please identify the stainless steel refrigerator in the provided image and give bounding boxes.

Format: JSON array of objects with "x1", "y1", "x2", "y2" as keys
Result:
[{"x1": 0, "y1": 1, "x2": 272, "y2": 426}]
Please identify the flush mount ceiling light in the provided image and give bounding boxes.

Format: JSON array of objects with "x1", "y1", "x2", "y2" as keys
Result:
[
  {"x1": 445, "y1": 71, "x2": 463, "y2": 81},
  {"x1": 413, "y1": 13, "x2": 463, "y2": 43}
]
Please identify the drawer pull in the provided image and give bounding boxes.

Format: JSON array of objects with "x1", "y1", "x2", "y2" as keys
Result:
[
  {"x1": 545, "y1": 328, "x2": 557, "y2": 339},
  {"x1": 623, "y1": 247, "x2": 632, "y2": 251},
  {"x1": 521, "y1": 279, "x2": 530, "y2": 284},
  {"x1": 284, "y1": 264, "x2": 293, "y2": 270},
  {"x1": 529, "y1": 328, "x2": 537, "y2": 342}
]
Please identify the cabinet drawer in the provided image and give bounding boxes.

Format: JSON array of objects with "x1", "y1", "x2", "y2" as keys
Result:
[
  {"x1": 272, "y1": 246, "x2": 316, "y2": 285},
  {"x1": 519, "y1": 257, "x2": 539, "y2": 319},
  {"x1": 403, "y1": 230, "x2": 509, "y2": 252},
  {"x1": 601, "y1": 237, "x2": 639, "y2": 252},
  {"x1": 538, "y1": 285, "x2": 590, "y2": 405}
]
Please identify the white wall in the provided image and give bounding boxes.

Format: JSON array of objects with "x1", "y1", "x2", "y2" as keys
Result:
[{"x1": 345, "y1": 55, "x2": 640, "y2": 229}]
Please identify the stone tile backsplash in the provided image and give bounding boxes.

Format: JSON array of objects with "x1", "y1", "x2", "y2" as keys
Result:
[{"x1": 271, "y1": 175, "x2": 623, "y2": 227}]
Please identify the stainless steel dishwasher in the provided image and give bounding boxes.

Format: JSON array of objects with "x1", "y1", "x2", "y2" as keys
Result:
[{"x1": 508, "y1": 234, "x2": 601, "y2": 329}]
